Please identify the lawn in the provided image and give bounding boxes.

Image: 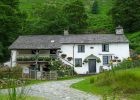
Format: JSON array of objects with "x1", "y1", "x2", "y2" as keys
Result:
[
  {"x1": 0, "y1": 94, "x2": 45, "y2": 100},
  {"x1": 71, "y1": 67, "x2": 140, "y2": 100}
]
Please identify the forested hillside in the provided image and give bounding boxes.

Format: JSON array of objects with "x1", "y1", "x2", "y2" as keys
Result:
[
  {"x1": 19, "y1": 0, "x2": 114, "y2": 34},
  {"x1": 0, "y1": 0, "x2": 140, "y2": 63},
  {"x1": 19, "y1": 0, "x2": 140, "y2": 55}
]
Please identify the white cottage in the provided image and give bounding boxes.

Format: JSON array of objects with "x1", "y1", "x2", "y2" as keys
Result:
[{"x1": 9, "y1": 26, "x2": 130, "y2": 74}]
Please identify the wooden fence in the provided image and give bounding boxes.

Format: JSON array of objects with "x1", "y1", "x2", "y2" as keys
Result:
[
  {"x1": 22, "y1": 69, "x2": 74, "y2": 80},
  {"x1": 0, "y1": 69, "x2": 74, "y2": 80}
]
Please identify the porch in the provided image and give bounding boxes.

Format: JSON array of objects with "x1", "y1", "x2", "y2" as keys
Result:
[{"x1": 16, "y1": 49, "x2": 58, "y2": 62}]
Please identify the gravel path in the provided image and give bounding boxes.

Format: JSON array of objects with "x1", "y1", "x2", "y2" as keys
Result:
[
  {"x1": 28, "y1": 79, "x2": 101, "y2": 100},
  {"x1": 1, "y1": 79, "x2": 101, "y2": 100}
]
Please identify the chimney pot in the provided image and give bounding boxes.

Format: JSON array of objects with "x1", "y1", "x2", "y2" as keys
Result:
[
  {"x1": 116, "y1": 25, "x2": 124, "y2": 35},
  {"x1": 64, "y1": 29, "x2": 69, "y2": 35}
]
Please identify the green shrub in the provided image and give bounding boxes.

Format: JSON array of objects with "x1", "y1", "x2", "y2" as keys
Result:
[
  {"x1": 0, "y1": 66, "x2": 22, "y2": 79},
  {"x1": 114, "y1": 59, "x2": 140, "y2": 71},
  {"x1": 94, "y1": 71, "x2": 114, "y2": 86}
]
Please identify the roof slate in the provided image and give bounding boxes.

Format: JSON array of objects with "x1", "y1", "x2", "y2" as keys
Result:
[{"x1": 9, "y1": 34, "x2": 129, "y2": 49}]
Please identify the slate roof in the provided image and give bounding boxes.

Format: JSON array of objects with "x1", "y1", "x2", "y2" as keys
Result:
[{"x1": 9, "y1": 34, "x2": 129, "y2": 50}]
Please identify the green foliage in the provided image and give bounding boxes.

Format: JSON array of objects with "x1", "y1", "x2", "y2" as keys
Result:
[
  {"x1": 20, "y1": 0, "x2": 114, "y2": 33},
  {"x1": 48, "y1": 59, "x2": 72, "y2": 71},
  {"x1": 0, "y1": 0, "x2": 27, "y2": 62},
  {"x1": 114, "y1": 59, "x2": 140, "y2": 70},
  {"x1": 111, "y1": 0, "x2": 140, "y2": 32},
  {"x1": 16, "y1": 56, "x2": 51, "y2": 61},
  {"x1": 94, "y1": 68, "x2": 140, "y2": 94},
  {"x1": 88, "y1": 15, "x2": 114, "y2": 33},
  {"x1": 30, "y1": 3, "x2": 67, "y2": 35},
  {"x1": 127, "y1": 31, "x2": 140, "y2": 54},
  {"x1": 63, "y1": 0, "x2": 88, "y2": 33},
  {"x1": 72, "y1": 68, "x2": 140, "y2": 99},
  {"x1": 92, "y1": 0, "x2": 99, "y2": 14},
  {"x1": 0, "y1": 95, "x2": 45, "y2": 100},
  {"x1": 0, "y1": 66, "x2": 22, "y2": 79}
]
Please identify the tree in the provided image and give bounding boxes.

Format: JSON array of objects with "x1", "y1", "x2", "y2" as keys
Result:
[
  {"x1": 0, "y1": 0, "x2": 27, "y2": 62},
  {"x1": 111, "y1": 0, "x2": 140, "y2": 32},
  {"x1": 31, "y1": 3, "x2": 67, "y2": 35},
  {"x1": 92, "y1": 0, "x2": 99, "y2": 14},
  {"x1": 63, "y1": 0, "x2": 88, "y2": 34}
]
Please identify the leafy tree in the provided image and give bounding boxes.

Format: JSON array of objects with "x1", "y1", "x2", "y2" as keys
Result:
[
  {"x1": 63, "y1": 0, "x2": 88, "y2": 34},
  {"x1": 31, "y1": 3, "x2": 67, "y2": 35},
  {"x1": 92, "y1": 0, "x2": 99, "y2": 14},
  {"x1": 111, "y1": 0, "x2": 140, "y2": 32},
  {"x1": 0, "y1": 0, "x2": 27, "y2": 62}
]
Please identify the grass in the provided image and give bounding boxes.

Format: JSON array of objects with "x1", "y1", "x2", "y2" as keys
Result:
[
  {"x1": 25, "y1": 79, "x2": 48, "y2": 85},
  {"x1": 0, "y1": 79, "x2": 48, "y2": 89},
  {"x1": 0, "y1": 94, "x2": 45, "y2": 100},
  {"x1": 71, "y1": 67, "x2": 140, "y2": 100},
  {"x1": 71, "y1": 76, "x2": 113, "y2": 95}
]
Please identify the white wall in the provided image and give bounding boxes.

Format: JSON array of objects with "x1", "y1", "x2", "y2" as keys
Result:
[
  {"x1": 10, "y1": 43, "x2": 130, "y2": 74},
  {"x1": 60, "y1": 43, "x2": 130, "y2": 74},
  {"x1": 11, "y1": 50, "x2": 17, "y2": 67}
]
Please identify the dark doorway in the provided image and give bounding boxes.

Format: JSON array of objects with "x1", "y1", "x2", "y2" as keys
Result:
[
  {"x1": 50, "y1": 49, "x2": 57, "y2": 54},
  {"x1": 88, "y1": 59, "x2": 96, "y2": 73},
  {"x1": 43, "y1": 64, "x2": 50, "y2": 72}
]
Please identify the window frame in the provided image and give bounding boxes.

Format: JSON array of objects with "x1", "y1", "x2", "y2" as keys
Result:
[
  {"x1": 102, "y1": 44, "x2": 109, "y2": 52},
  {"x1": 75, "y1": 58, "x2": 82, "y2": 67},
  {"x1": 103, "y1": 56, "x2": 109, "y2": 65},
  {"x1": 103, "y1": 56, "x2": 112, "y2": 65},
  {"x1": 78, "y1": 45, "x2": 85, "y2": 53}
]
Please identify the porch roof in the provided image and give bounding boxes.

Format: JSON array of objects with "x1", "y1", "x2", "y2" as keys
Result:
[
  {"x1": 85, "y1": 54, "x2": 99, "y2": 60},
  {"x1": 9, "y1": 35, "x2": 62, "y2": 50}
]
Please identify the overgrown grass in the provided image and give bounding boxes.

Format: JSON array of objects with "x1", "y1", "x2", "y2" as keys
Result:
[
  {"x1": 0, "y1": 79, "x2": 48, "y2": 89},
  {"x1": 71, "y1": 67, "x2": 140, "y2": 100},
  {"x1": 0, "y1": 94, "x2": 45, "y2": 100}
]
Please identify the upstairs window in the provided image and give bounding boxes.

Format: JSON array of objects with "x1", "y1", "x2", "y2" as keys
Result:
[
  {"x1": 102, "y1": 44, "x2": 109, "y2": 52},
  {"x1": 78, "y1": 45, "x2": 85, "y2": 53},
  {"x1": 75, "y1": 58, "x2": 82, "y2": 67}
]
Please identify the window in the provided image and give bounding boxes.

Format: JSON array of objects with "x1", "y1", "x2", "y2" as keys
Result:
[
  {"x1": 75, "y1": 58, "x2": 82, "y2": 67},
  {"x1": 102, "y1": 44, "x2": 109, "y2": 52},
  {"x1": 103, "y1": 56, "x2": 111, "y2": 65},
  {"x1": 78, "y1": 45, "x2": 85, "y2": 53}
]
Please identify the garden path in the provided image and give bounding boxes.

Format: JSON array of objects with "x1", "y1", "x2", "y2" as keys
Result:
[{"x1": 27, "y1": 78, "x2": 101, "y2": 100}]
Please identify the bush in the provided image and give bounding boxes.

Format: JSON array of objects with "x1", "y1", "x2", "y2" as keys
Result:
[
  {"x1": 114, "y1": 59, "x2": 140, "y2": 70},
  {"x1": 94, "y1": 71, "x2": 114, "y2": 86},
  {"x1": 0, "y1": 66, "x2": 22, "y2": 79}
]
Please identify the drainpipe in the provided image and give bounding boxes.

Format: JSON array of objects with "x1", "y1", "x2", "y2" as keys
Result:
[{"x1": 73, "y1": 44, "x2": 75, "y2": 74}]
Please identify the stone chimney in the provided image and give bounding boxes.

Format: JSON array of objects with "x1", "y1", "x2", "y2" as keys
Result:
[
  {"x1": 116, "y1": 25, "x2": 124, "y2": 35},
  {"x1": 64, "y1": 29, "x2": 69, "y2": 35}
]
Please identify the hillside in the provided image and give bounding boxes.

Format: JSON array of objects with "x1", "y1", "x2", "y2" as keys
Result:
[
  {"x1": 19, "y1": 0, "x2": 114, "y2": 33},
  {"x1": 19, "y1": 0, "x2": 140, "y2": 54}
]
